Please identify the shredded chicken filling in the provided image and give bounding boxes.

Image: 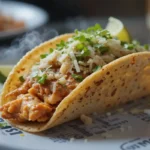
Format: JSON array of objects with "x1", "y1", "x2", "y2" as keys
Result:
[{"x1": 0, "y1": 73, "x2": 78, "y2": 122}]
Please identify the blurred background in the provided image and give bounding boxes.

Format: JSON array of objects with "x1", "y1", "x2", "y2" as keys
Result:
[{"x1": 0, "y1": 0, "x2": 150, "y2": 64}]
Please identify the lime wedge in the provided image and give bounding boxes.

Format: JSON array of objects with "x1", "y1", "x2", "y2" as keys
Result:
[
  {"x1": 0, "y1": 65, "x2": 14, "y2": 77},
  {"x1": 106, "y1": 17, "x2": 131, "y2": 42}
]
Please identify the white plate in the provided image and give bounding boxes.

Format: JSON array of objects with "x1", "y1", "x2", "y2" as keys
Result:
[
  {"x1": 0, "y1": 96, "x2": 150, "y2": 150},
  {"x1": 0, "y1": 1, "x2": 49, "y2": 39}
]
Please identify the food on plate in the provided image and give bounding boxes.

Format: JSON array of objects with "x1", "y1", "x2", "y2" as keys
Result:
[
  {"x1": 0, "y1": 13, "x2": 25, "y2": 32},
  {"x1": 0, "y1": 18, "x2": 150, "y2": 132}
]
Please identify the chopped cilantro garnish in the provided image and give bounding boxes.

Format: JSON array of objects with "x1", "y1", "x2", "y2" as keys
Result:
[
  {"x1": 121, "y1": 41, "x2": 135, "y2": 50},
  {"x1": 144, "y1": 44, "x2": 149, "y2": 50},
  {"x1": 75, "y1": 29, "x2": 79, "y2": 34},
  {"x1": 72, "y1": 74, "x2": 83, "y2": 82},
  {"x1": 86, "y1": 37, "x2": 94, "y2": 45},
  {"x1": 82, "y1": 47, "x2": 91, "y2": 57},
  {"x1": 56, "y1": 40, "x2": 67, "y2": 50},
  {"x1": 76, "y1": 43, "x2": 84, "y2": 50},
  {"x1": 19, "y1": 76, "x2": 25, "y2": 82},
  {"x1": 37, "y1": 74, "x2": 47, "y2": 84},
  {"x1": 76, "y1": 42, "x2": 90, "y2": 57},
  {"x1": 122, "y1": 40, "x2": 149, "y2": 51},
  {"x1": 74, "y1": 35, "x2": 86, "y2": 42},
  {"x1": 98, "y1": 30, "x2": 108, "y2": 36},
  {"x1": 49, "y1": 48, "x2": 54, "y2": 53},
  {"x1": 76, "y1": 55, "x2": 84, "y2": 61},
  {"x1": 100, "y1": 46, "x2": 109, "y2": 54},
  {"x1": 0, "y1": 122, "x2": 7, "y2": 128},
  {"x1": 95, "y1": 44, "x2": 109, "y2": 54},
  {"x1": 127, "y1": 44, "x2": 134, "y2": 50},
  {"x1": 74, "y1": 24, "x2": 112, "y2": 41},
  {"x1": 0, "y1": 72, "x2": 7, "y2": 83},
  {"x1": 124, "y1": 43, "x2": 135, "y2": 50},
  {"x1": 99, "y1": 30, "x2": 112, "y2": 39},
  {"x1": 132, "y1": 40, "x2": 140, "y2": 45},
  {"x1": 40, "y1": 54, "x2": 48, "y2": 59},
  {"x1": 121, "y1": 41, "x2": 127, "y2": 46},
  {"x1": 92, "y1": 66, "x2": 101, "y2": 72},
  {"x1": 85, "y1": 24, "x2": 102, "y2": 33}
]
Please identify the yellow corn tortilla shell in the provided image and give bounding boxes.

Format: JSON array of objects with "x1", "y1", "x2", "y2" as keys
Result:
[{"x1": 1, "y1": 34, "x2": 150, "y2": 132}]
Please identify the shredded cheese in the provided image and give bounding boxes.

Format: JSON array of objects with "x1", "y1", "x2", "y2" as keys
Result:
[
  {"x1": 88, "y1": 45, "x2": 95, "y2": 57},
  {"x1": 52, "y1": 82, "x2": 57, "y2": 93},
  {"x1": 80, "y1": 114, "x2": 93, "y2": 125},
  {"x1": 58, "y1": 54, "x2": 68, "y2": 63},
  {"x1": 58, "y1": 77, "x2": 67, "y2": 85},
  {"x1": 70, "y1": 51, "x2": 80, "y2": 72},
  {"x1": 73, "y1": 60, "x2": 80, "y2": 73}
]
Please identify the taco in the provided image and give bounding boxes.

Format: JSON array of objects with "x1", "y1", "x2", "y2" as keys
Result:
[{"x1": 0, "y1": 24, "x2": 150, "y2": 132}]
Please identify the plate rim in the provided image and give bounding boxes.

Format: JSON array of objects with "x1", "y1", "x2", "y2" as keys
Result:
[{"x1": 0, "y1": 0, "x2": 49, "y2": 39}]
